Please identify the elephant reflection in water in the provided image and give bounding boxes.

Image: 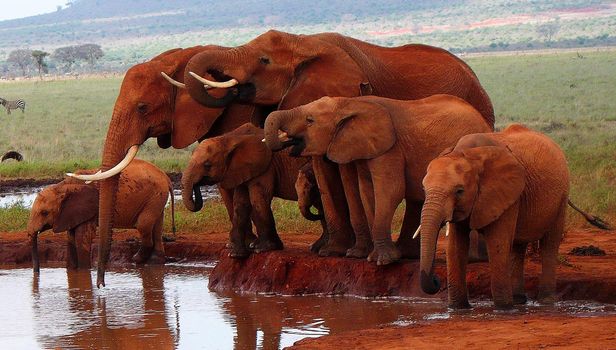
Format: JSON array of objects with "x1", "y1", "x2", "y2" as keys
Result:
[
  {"x1": 31, "y1": 268, "x2": 177, "y2": 349},
  {"x1": 220, "y1": 293, "x2": 422, "y2": 350}
]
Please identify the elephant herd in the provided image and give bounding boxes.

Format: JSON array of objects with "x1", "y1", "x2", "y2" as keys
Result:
[{"x1": 29, "y1": 30, "x2": 604, "y2": 310}]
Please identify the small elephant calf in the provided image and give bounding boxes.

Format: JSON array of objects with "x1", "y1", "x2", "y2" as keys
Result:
[
  {"x1": 181, "y1": 123, "x2": 323, "y2": 258},
  {"x1": 28, "y1": 159, "x2": 174, "y2": 272},
  {"x1": 419, "y1": 124, "x2": 570, "y2": 309}
]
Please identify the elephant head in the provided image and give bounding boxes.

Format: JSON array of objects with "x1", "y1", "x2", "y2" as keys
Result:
[
  {"x1": 418, "y1": 145, "x2": 526, "y2": 295},
  {"x1": 184, "y1": 30, "x2": 368, "y2": 110},
  {"x1": 67, "y1": 46, "x2": 247, "y2": 287},
  {"x1": 264, "y1": 96, "x2": 396, "y2": 163},
  {"x1": 28, "y1": 183, "x2": 99, "y2": 272},
  {"x1": 181, "y1": 123, "x2": 272, "y2": 211}
]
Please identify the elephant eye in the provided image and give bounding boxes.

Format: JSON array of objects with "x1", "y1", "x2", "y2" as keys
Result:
[
  {"x1": 137, "y1": 102, "x2": 148, "y2": 114},
  {"x1": 306, "y1": 116, "x2": 314, "y2": 125},
  {"x1": 203, "y1": 162, "x2": 212, "y2": 170},
  {"x1": 455, "y1": 186, "x2": 465, "y2": 197},
  {"x1": 259, "y1": 56, "x2": 270, "y2": 65},
  {"x1": 41, "y1": 210, "x2": 49, "y2": 217}
]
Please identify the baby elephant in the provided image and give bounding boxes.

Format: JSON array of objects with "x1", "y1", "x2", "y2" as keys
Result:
[
  {"x1": 419, "y1": 124, "x2": 570, "y2": 309},
  {"x1": 28, "y1": 159, "x2": 174, "y2": 272},
  {"x1": 182, "y1": 123, "x2": 318, "y2": 258},
  {"x1": 295, "y1": 163, "x2": 324, "y2": 222}
]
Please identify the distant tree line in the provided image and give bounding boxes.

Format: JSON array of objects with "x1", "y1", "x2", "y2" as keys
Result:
[{"x1": 5, "y1": 43, "x2": 104, "y2": 78}]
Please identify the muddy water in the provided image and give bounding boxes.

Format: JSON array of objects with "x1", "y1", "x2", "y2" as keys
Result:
[
  {"x1": 0, "y1": 265, "x2": 614, "y2": 350},
  {"x1": 0, "y1": 186, "x2": 219, "y2": 209}
]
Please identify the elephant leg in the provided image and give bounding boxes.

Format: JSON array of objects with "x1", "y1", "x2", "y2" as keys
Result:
[
  {"x1": 312, "y1": 158, "x2": 355, "y2": 257},
  {"x1": 248, "y1": 184, "x2": 283, "y2": 253},
  {"x1": 147, "y1": 215, "x2": 166, "y2": 264},
  {"x1": 511, "y1": 242, "x2": 528, "y2": 304},
  {"x1": 220, "y1": 185, "x2": 257, "y2": 247},
  {"x1": 447, "y1": 222, "x2": 471, "y2": 309},
  {"x1": 340, "y1": 163, "x2": 372, "y2": 259},
  {"x1": 74, "y1": 222, "x2": 94, "y2": 269},
  {"x1": 396, "y1": 201, "x2": 422, "y2": 259},
  {"x1": 537, "y1": 202, "x2": 566, "y2": 304},
  {"x1": 483, "y1": 204, "x2": 518, "y2": 309},
  {"x1": 468, "y1": 230, "x2": 489, "y2": 262},
  {"x1": 31, "y1": 232, "x2": 40, "y2": 273},
  {"x1": 66, "y1": 229, "x2": 79, "y2": 270},
  {"x1": 229, "y1": 187, "x2": 252, "y2": 258},
  {"x1": 134, "y1": 211, "x2": 157, "y2": 264}
]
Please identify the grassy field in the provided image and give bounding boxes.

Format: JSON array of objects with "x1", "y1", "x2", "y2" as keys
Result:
[{"x1": 1, "y1": 49, "x2": 615, "y2": 232}]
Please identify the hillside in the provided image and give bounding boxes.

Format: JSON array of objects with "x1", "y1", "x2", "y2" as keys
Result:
[{"x1": 0, "y1": 0, "x2": 615, "y2": 72}]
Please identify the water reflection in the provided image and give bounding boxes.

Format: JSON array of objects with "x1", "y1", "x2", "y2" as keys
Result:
[{"x1": 0, "y1": 266, "x2": 611, "y2": 350}]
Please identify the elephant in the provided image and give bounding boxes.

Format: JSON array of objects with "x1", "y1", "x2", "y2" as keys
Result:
[
  {"x1": 418, "y1": 124, "x2": 571, "y2": 309},
  {"x1": 183, "y1": 29, "x2": 495, "y2": 258},
  {"x1": 66, "y1": 46, "x2": 282, "y2": 287},
  {"x1": 29, "y1": 159, "x2": 174, "y2": 272},
  {"x1": 264, "y1": 94, "x2": 492, "y2": 265},
  {"x1": 295, "y1": 163, "x2": 324, "y2": 222},
  {"x1": 182, "y1": 123, "x2": 324, "y2": 257}
]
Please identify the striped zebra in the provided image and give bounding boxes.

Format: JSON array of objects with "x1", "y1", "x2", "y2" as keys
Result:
[{"x1": 0, "y1": 97, "x2": 26, "y2": 114}]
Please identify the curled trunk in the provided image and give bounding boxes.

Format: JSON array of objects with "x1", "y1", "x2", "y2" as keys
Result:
[
  {"x1": 419, "y1": 194, "x2": 447, "y2": 295},
  {"x1": 181, "y1": 166, "x2": 203, "y2": 212},
  {"x1": 299, "y1": 200, "x2": 323, "y2": 221},
  {"x1": 264, "y1": 110, "x2": 296, "y2": 151},
  {"x1": 31, "y1": 232, "x2": 39, "y2": 273}
]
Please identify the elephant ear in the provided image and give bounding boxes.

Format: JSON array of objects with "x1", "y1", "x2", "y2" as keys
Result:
[
  {"x1": 53, "y1": 185, "x2": 99, "y2": 233},
  {"x1": 326, "y1": 100, "x2": 396, "y2": 164},
  {"x1": 278, "y1": 41, "x2": 367, "y2": 110},
  {"x1": 467, "y1": 146, "x2": 526, "y2": 230},
  {"x1": 220, "y1": 135, "x2": 272, "y2": 188}
]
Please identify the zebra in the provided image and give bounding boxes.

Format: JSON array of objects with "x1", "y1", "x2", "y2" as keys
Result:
[{"x1": 0, "y1": 97, "x2": 26, "y2": 114}]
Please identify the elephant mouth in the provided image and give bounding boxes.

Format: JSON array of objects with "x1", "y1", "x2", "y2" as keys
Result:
[
  {"x1": 207, "y1": 69, "x2": 255, "y2": 102},
  {"x1": 197, "y1": 176, "x2": 218, "y2": 187},
  {"x1": 285, "y1": 137, "x2": 306, "y2": 157}
]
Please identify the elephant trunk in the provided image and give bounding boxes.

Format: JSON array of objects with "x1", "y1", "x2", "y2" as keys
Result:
[
  {"x1": 184, "y1": 48, "x2": 250, "y2": 108},
  {"x1": 30, "y1": 232, "x2": 39, "y2": 273},
  {"x1": 97, "y1": 112, "x2": 138, "y2": 288},
  {"x1": 264, "y1": 109, "x2": 296, "y2": 151},
  {"x1": 419, "y1": 191, "x2": 448, "y2": 295},
  {"x1": 299, "y1": 198, "x2": 323, "y2": 221},
  {"x1": 181, "y1": 163, "x2": 203, "y2": 212}
]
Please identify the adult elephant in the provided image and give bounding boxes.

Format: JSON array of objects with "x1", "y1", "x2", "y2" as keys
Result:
[
  {"x1": 183, "y1": 30, "x2": 495, "y2": 257},
  {"x1": 69, "y1": 46, "x2": 271, "y2": 288}
]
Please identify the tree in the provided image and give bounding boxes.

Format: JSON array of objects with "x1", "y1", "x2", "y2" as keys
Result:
[
  {"x1": 76, "y1": 44, "x2": 104, "y2": 66},
  {"x1": 7, "y1": 49, "x2": 34, "y2": 76},
  {"x1": 53, "y1": 46, "x2": 79, "y2": 72},
  {"x1": 31, "y1": 50, "x2": 49, "y2": 79},
  {"x1": 536, "y1": 20, "x2": 561, "y2": 43}
]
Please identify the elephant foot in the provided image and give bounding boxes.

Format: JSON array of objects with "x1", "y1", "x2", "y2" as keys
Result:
[
  {"x1": 493, "y1": 300, "x2": 514, "y2": 310},
  {"x1": 318, "y1": 244, "x2": 348, "y2": 257},
  {"x1": 513, "y1": 293, "x2": 528, "y2": 305},
  {"x1": 318, "y1": 233, "x2": 354, "y2": 257},
  {"x1": 228, "y1": 243, "x2": 250, "y2": 259},
  {"x1": 245, "y1": 232, "x2": 258, "y2": 247},
  {"x1": 346, "y1": 242, "x2": 373, "y2": 259},
  {"x1": 310, "y1": 233, "x2": 328, "y2": 254},
  {"x1": 146, "y1": 251, "x2": 166, "y2": 265},
  {"x1": 448, "y1": 300, "x2": 472, "y2": 310},
  {"x1": 367, "y1": 239, "x2": 401, "y2": 266},
  {"x1": 133, "y1": 247, "x2": 153, "y2": 264},
  {"x1": 537, "y1": 292, "x2": 556, "y2": 305},
  {"x1": 395, "y1": 237, "x2": 420, "y2": 259},
  {"x1": 250, "y1": 237, "x2": 284, "y2": 253}
]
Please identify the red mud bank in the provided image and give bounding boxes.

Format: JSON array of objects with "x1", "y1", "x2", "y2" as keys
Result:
[
  {"x1": 210, "y1": 228, "x2": 616, "y2": 304},
  {"x1": 289, "y1": 315, "x2": 616, "y2": 349}
]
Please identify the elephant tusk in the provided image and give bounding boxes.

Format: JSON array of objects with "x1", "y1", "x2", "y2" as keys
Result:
[
  {"x1": 413, "y1": 225, "x2": 421, "y2": 239},
  {"x1": 278, "y1": 131, "x2": 288, "y2": 141},
  {"x1": 67, "y1": 145, "x2": 139, "y2": 181},
  {"x1": 160, "y1": 72, "x2": 186, "y2": 89},
  {"x1": 189, "y1": 71, "x2": 238, "y2": 88},
  {"x1": 262, "y1": 138, "x2": 266, "y2": 142},
  {"x1": 445, "y1": 222, "x2": 450, "y2": 237}
]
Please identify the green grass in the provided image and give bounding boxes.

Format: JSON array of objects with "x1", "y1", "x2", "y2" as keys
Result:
[{"x1": 1, "y1": 49, "x2": 616, "y2": 231}]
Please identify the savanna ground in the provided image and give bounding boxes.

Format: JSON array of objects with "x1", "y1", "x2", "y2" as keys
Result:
[{"x1": 1, "y1": 49, "x2": 615, "y2": 235}]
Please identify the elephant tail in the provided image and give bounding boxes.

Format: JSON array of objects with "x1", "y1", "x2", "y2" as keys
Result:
[
  {"x1": 568, "y1": 199, "x2": 611, "y2": 230},
  {"x1": 170, "y1": 186, "x2": 176, "y2": 235}
]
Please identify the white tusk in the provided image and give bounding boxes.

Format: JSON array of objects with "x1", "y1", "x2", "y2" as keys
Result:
[
  {"x1": 278, "y1": 132, "x2": 288, "y2": 140},
  {"x1": 445, "y1": 222, "x2": 450, "y2": 237},
  {"x1": 413, "y1": 225, "x2": 421, "y2": 239},
  {"x1": 67, "y1": 145, "x2": 139, "y2": 181},
  {"x1": 189, "y1": 71, "x2": 238, "y2": 88},
  {"x1": 160, "y1": 72, "x2": 186, "y2": 89},
  {"x1": 262, "y1": 138, "x2": 266, "y2": 142}
]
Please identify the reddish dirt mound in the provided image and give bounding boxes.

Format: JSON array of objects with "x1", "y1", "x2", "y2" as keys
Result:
[{"x1": 290, "y1": 314, "x2": 616, "y2": 349}]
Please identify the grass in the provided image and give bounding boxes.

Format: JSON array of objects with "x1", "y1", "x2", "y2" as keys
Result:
[{"x1": 1, "y1": 49, "x2": 615, "y2": 232}]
